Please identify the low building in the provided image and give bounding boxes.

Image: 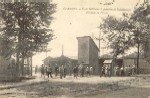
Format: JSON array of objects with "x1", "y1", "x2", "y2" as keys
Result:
[
  {"x1": 100, "y1": 52, "x2": 150, "y2": 75},
  {"x1": 43, "y1": 55, "x2": 78, "y2": 74}
]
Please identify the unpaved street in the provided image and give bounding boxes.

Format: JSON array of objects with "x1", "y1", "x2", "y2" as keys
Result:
[{"x1": 0, "y1": 75, "x2": 150, "y2": 98}]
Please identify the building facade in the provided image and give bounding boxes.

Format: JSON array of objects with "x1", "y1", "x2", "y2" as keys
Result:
[
  {"x1": 43, "y1": 55, "x2": 78, "y2": 75},
  {"x1": 77, "y1": 36, "x2": 99, "y2": 74}
]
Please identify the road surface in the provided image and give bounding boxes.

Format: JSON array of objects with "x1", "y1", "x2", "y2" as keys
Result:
[{"x1": 0, "y1": 75, "x2": 150, "y2": 98}]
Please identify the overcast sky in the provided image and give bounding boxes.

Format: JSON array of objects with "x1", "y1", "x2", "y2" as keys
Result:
[{"x1": 32, "y1": 0, "x2": 144, "y2": 66}]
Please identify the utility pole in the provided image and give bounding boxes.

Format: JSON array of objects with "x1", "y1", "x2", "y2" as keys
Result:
[{"x1": 92, "y1": 32, "x2": 101, "y2": 57}]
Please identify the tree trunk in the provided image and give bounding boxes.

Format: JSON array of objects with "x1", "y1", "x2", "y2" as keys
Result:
[
  {"x1": 16, "y1": 52, "x2": 20, "y2": 77},
  {"x1": 112, "y1": 49, "x2": 118, "y2": 76},
  {"x1": 137, "y1": 41, "x2": 140, "y2": 74},
  {"x1": 21, "y1": 54, "x2": 24, "y2": 76}
]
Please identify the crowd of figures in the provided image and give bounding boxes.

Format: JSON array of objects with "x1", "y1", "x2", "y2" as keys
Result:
[
  {"x1": 100, "y1": 65, "x2": 111, "y2": 77},
  {"x1": 36, "y1": 63, "x2": 136, "y2": 79},
  {"x1": 73, "y1": 64, "x2": 93, "y2": 79},
  {"x1": 38, "y1": 64, "x2": 93, "y2": 79},
  {"x1": 100, "y1": 64, "x2": 136, "y2": 77}
]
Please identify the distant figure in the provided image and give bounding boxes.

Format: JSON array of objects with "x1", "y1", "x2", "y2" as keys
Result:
[
  {"x1": 128, "y1": 65, "x2": 131, "y2": 76},
  {"x1": 55, "y1": 66, "x2": 59, "y2": 77},
  {"x1": 78, "y1": 64, "x2": 83, "y2": 77},
  {"x1": 108, "y1": 67, "x2": 111, "y2": 77},
  {"x1": 105, "y1": 66, "x2": 108, "y2": 77},
  {"x1": 100, "y1": 66, "x2": 106, "y2": 77},
  {"x1": 47, "y1": 64, "x2": 53, "y2": 78},
  {"x1": 131, "y1": 64, "x2": 136, "y2": 76},
  {"x1": 120, "y1": 66, "x2": 124, "y2": 76},
  {"x1": 81, "y1": 66, "x2": 85, "y2": 77},
  {"x1": 64, "y1": 66, "x2": 67, "y2": 78},
  {"x1": 116, "y1": 67, "x2": 120, "y2": 76},
  {"x1": 89, "y1": 66, "x2": 93, "y2": 76},
  {"x1": 59, "y1": 65, "x2": 64, "y2": 79},
  {"x1": 40, "y1": 64, "x2": 45, "y2": 77},
  {"x1": 86, "y1": 66, "x2": 90, "y2": 77},
  {"x1": 114, "y1": 67, "x2": 117, "y2": 76},
  {"x1": 73, "y1": 66, "x2": 78, "y2": 79}
]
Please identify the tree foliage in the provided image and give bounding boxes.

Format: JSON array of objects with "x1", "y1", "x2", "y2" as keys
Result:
[
  {"x1": 130, "y1": 3, "x2": 150, "y2": 58},
  {"x1": 0, "y1": 2, "x2": 56, "y2": 58},
  {"x1": 100, "y1": 15, "x2": 133, "y2": 58},
  {"x1": 100, "y1": 3, "x2": 150, "y2": 73}
]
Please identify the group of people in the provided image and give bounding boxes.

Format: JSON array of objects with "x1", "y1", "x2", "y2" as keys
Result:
[
  {"x1": 40, "y1": 64, "x2": 53, "y2": 78},
  {"x1": 39, "y1": 63, "x2": 136, "y2": 79},
  {"x1": 114, "y1": 64, "x2": 136, "y2": 76},
  {"x1": 73, "y1": 65, "x2": 93, "y2": 79},
  {"x1": 100, "y1": 64, "x2": 136, "y2": 77},
  {"x1": 100, "y1": 65, "x2": 111, "y2": 77},
  {"x1": 40, "y1": 64, "x2": 67, "y2": 79},
  {"x1": 40, "y1": 64, "x2": 93, "y2": 79}
]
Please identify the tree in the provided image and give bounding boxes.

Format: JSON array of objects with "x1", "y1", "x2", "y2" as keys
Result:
[
  {"x1": 0, "y1": 2, "x2": 56, "y2": 76},
  {"x1": 100, "y1": 15, "x2": 133, "y2": 74},
  {"x1": 100, "y1": 2, "x2": 150, "y2": 74},
  {"x1": 129, "y1": 2, "x2": 150, "y2": 73}
]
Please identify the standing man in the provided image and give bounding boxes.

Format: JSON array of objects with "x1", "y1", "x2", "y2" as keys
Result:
[
  {"x1": 40, "y1": 64, "x2": 44, "y2": 77},
  {"x1": 55, "y1": 65, "x2": 59, "y2": 77},
  {"x1": 100, "y1": 66, "x2": 106, "y2": 77},
  {"x1": 73, "y1": 66, "x2": 78, "y2": 79},
  {"x1": 59, "y1": 65, "x2": 64, "y2": 79},
  {"x1": 131, "y1": 64, "x2": 136, "y2": 76},
  {"x1": 86, "y1": 66, "x2": 90, "y2": 77},
  {"x1": 89, "y1": 66, "x2": 93, "y2": 76},
  {"x1": 120, "y1": 66, "x2": 124, "y2": 76},
  {"x1": 63, "y1": 65, "x2": 67, "y2": 78},
  {"x1": 47, "y1": 64, "x2": 53, "y2": 78}
]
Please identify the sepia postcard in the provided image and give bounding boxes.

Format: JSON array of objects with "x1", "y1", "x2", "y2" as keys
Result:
[{"x1": 0, "y1": 0, "x2": 150, "y2": 98}]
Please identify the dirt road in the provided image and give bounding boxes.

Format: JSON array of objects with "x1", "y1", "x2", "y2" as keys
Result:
[{"x1": 0, "y1": 75, "x2": 149, "y2": 98}]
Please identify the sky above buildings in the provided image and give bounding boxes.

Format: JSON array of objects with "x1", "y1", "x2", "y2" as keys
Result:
[{"x1": 32, "y1": 0, "x2": 145, "y2": 66}]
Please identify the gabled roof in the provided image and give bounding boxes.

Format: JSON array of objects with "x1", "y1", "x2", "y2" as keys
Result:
[
  {"x1": 42, "y1": 56, "x2": 53, "y2": 61},
  {"x1": 53, "y1": 55, "x2": 71, "y2": 61}
]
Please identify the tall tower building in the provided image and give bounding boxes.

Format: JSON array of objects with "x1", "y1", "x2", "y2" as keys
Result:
[{"x1": 77, "y1": 36, "x2": 99, "y2": 74}]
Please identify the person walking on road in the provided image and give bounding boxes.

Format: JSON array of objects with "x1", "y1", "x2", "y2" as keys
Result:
[
  {"x1": 89, "y1": 66, "x2": 93, "y2": 76},
  {"x1": 40, "y1": 64, "x2": 45, "y2": 77},
  {"x1": 55, "y1": 66, "x2": 59, "y2": 77},
  {"x1": 86, "y1": 66, "x2": 90, "y2": 77},
  {"x1": 47, "y1": 64, "x2": 53, "y2": 78},
  {"x1": 131, "y1": 64, "x2": 136, "y2": 76},
  {"x1": 64, "y1": 66, "x2": 67, "y2": 78},
  {"x1": 100, "y1": 66, "x2": 106, "y2": 77},
  {"x1": 120, "y1": 66, "x2": 124, "y2": 76},
  {"x1": 59, "y1": 65, "x2": 64, "y2": 79},
  {"x1": 73, "y1": 66, "x2": 78, "y2": 79}
]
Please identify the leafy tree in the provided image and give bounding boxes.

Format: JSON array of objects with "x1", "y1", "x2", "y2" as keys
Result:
[
  {"x1": 100, "y1": 3, "x2": 150, "y2": 74},
  {"x1": 129, "y1": 3, "x2": 150, "y2": 73},
  {"x1": 0, "y1": 2, "x2": 56, "y2": 76},
  {"x1": 100, "y1": 15, "x2": 133, "y2": 74}
]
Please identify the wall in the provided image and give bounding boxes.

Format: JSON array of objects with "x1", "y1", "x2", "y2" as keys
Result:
[
  {"x1": 77, "y1": 37, "x2": 89, "y2": 64},
  {"x1": 89, "y1": 38, "x2": 99, "y2": 74}
]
